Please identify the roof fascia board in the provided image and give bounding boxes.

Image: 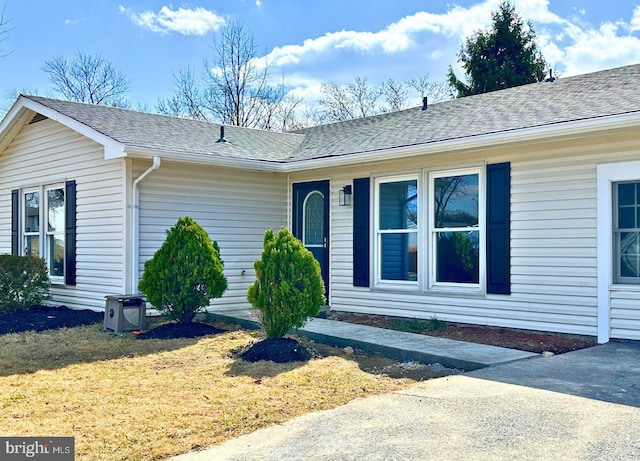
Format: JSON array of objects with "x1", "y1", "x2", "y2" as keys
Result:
[
  {"x1": 124, "y1": 147, "x2": 287, "y2": 173},
  {"x1": 7, "y1": 97, "x2": 126, "y2": 159},
  {"x1": 282, "y1": 111, "x2": 640, "y2": 172}
]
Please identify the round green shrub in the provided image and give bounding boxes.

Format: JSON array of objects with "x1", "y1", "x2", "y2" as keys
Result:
[
  {"x1": 0, "y1": 255, "x2": 50, "y2": 313},
  {"x1": 247, "y1": 228, "x2": 326, "y2": 339},
  {"x1": 138, "y1": 216, "x2": 227, "y2": 323}
]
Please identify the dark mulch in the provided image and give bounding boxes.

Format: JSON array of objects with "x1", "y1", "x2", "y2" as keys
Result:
[
  {"x1": 0, "y1": 306, "x2": 103, "y2": 335},
  {"x1": 136, "y1": 321, "x2": 225, "y2": 340},
  {"x1": 240, "y1": 337, "x2": 312, "y2": 363},
  {"x1": 329, "y1": 312, "x2": 597, "y2": 354}
]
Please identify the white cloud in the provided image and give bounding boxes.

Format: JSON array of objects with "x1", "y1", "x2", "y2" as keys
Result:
[
  {"x1": 119, "y1": 5, "x2": 225, "y2": 36},
  {"x1": 631, "y1": 6, "x2": 640, "y2": 33},
  {"x1": 222, "y1": 0, "x2": 640, "y2": 106}
]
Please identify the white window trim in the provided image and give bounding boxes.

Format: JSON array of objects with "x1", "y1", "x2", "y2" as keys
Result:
[
  {"x1": 44, "y1": 184, "x2": 65, "y2": 284},
  {"x1": 427, "y1": 167, "x2": 485, "y2": 293},
  {"x1": 373, "y1": 174, "x2": 420, "y2": 289},
  {"x1": 596, "y1": 160, "x2": 640, "y2": 343},
  {"x1": 20, "y1": 183, "x2": 65, "y2": 283}
]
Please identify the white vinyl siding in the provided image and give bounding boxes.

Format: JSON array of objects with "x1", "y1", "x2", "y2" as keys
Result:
[
  {"x1": 137, "y1": 160, "x2": 287, "y2": 311},
  {"x1": 315, "y1": 158, "x2": 599, "y2": 336},
  {"x1": 0, "y1": 117, "x2": 126, "y2": 310}
]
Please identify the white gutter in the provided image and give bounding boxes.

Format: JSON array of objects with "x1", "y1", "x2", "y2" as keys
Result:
[{"x1": 131, "y1": 156, "x2": 161, "y2": 292}]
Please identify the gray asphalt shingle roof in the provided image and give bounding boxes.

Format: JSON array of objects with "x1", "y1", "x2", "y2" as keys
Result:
[{"x1": 24, "y1": 63, "x2": 640, "y2": 164}]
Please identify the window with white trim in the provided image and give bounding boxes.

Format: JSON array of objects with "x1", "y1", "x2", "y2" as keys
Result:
[
  {"x1": 22, "y1": 185, "x2": 65, "y2": 280},
  {"x1": 430, "y1": 169, "x2": 481, "y2": 288},
  {"x1": 614, "y1": 181, "x2": 640, "y2": 284},
  {"x1": 372, "y1": 167, "x2": 484, "y2": 291},
  {"x1": 374, "y1": 175, "x2": 419, "y2": 283}
]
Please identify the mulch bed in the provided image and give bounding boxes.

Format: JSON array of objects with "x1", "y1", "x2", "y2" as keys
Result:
[
  {"x1": 329, "y1": 312, "x2": 597, "y2": 354},
  {"x1": 239, "y1": 337, "x2": 312, "y2": 363},
  {"x1": 0, "y1": 306, "x2": 103, "y2": 335},
  {"x1": 136, "y1": 321, "x2": 225, "y2": 339}
]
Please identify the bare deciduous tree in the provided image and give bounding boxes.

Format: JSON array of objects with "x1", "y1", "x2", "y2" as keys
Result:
[
  {"x1": 159, "y1": 21, "x2": 293, "y2": 130},
  {"x1": 42, "y1": 52, "x2": 130, "y2": 107},
  {"x1": 408, "y1": 76, "x2": 452, "y2": 104},
  {"x1": 316, "y1": 75, "x2": 452, "y2": 123},
  {"x1": 0, "y1": 4, "x2": 14, "y2": 58},
  {"x1": 203, "y1": 21, "x2": 285, "y2": 127}
]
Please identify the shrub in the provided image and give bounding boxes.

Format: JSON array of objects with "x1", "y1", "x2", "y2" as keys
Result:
[
  {"x1": 138, "y1": 216, "x2": 227, "y2": 323},
  {"x1": 0, "y1": 255, "x2": 50, "y2": 313},
  {"x1": 247, "y1": 228, "x2": 325, "y2": 339}
]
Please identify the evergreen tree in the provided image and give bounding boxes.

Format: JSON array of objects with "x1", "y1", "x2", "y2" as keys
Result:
[
  {"x1": 247, "y1": 228, "x2": 325, "y2": 339},
  {"x1": 448, "y1": 2, "x2": 547, "y2": 97},
  {"x1": 138, "y1": 216, "x2": 227, "y2": 324}
]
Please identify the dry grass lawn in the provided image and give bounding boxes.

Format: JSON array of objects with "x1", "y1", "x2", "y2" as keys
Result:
[{"x1": 0, "y1": 322, "x2": 418, "y2": 460}]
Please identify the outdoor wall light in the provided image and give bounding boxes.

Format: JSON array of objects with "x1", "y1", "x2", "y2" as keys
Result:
[{"x1": 339, "y1": 184, "x2": 352, "y2": 206}]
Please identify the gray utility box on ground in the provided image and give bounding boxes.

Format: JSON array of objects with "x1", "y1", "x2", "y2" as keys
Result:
[{"x1": 104, "y1": 294, "x2": 146, "y2": 333}]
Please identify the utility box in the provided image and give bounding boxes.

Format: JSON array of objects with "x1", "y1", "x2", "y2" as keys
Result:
[{"x1": 104, "y1": 294, "x2": 146, "y2": 333}]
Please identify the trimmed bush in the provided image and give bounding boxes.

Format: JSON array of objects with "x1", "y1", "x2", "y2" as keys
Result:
[
  {"x1": 138, "y1": 216, "x2": 227, "y2": 324},
  {"x1": 247, "y1": 228, "x2": 325, "y2": 339},
  {"x1": 0, "y1": 255, "x2": 50, "y2": 313}
]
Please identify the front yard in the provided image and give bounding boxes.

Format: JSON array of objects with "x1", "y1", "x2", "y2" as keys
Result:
[{"x1": 0, "y1": 315, "x2": 443, "y2": 460}]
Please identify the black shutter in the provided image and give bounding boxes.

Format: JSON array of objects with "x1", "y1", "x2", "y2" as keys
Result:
[
  {"x1": 11, "y1": 189, "x2": 19, "y2": 255},
  {"x1": 65, "y1": 180, "x2": 77, "y2": 286},
  {"x1": 353, "y1": 178, "x2": 370, "y2": 287},
  {"x1": 486, "y1": 163, "x2": 511, "y2": 294}
]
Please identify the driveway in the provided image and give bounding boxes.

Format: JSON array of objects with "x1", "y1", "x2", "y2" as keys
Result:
[{"x1": 171, "y1": 341, "x2": 640, "y2": 461}]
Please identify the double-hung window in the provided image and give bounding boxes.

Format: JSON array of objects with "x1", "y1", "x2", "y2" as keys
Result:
[
  {"x1": 430, "y1": 169, "x2": 482, "y2": 288},
  {"x1": 21, "y1": 185, "x2": 66, "y2": 280},
  {"x1": 372, "y1": 167, "x2": 484, "y2": 292},
  {"x1": 374, "y1": 176, "x2": 419, "y2": 284},
  {"x1": 614, "y1": 181, "x2": 640, "y2": 284}
]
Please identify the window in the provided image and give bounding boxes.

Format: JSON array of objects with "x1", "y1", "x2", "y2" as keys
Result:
[
  {"x1": 614, "y1": 181, "x2": 640, "y2": 284},
  {"x1": 375, "y1": 176, "x2": 418, "y2": 283},
  {"x1": 430, "y1": 170, "x2": 481, "y2": 287},
  {"x1": 371, "y1": 167, "x2": 485, "y2": 291},
  {"x1": 303, "y1": 191, "x2": 324, "y2": 247},
  {"x1": 21, "y1": 185, "x2": 65, "y2": 280}
]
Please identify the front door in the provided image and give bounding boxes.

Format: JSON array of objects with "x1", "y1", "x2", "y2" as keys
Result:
[{"x1": 292, "y1": 181, "x2": 330, "y2": 300}]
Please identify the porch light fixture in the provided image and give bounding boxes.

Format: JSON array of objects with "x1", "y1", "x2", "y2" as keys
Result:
[{"x1": 339, "y1": 185, "x2": 352, "y2": 206}]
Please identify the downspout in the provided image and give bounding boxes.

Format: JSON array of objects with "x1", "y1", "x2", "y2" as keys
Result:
[{"x1": 131, "y1": 156, "x2": 161, "y2": 293}]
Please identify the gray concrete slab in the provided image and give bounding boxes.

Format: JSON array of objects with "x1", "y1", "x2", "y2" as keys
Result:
[
  {"x1": 469, "y1": 339, "x2": 640, "y2": 407},
  {"x1": 208, "y1": 309, "x2": 537, "y2": 371},
  {"x1": 170, "y1": 343, "x2": 640, "y2": 461}
]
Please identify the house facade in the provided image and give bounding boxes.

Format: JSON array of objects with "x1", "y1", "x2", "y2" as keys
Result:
[{"x1": 2, "y1": 63, "x2": 640, "y2": 343}]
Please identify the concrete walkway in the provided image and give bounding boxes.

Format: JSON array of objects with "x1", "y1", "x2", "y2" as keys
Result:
[
  {"x1": 171, "y1": 340, "x2": 640, "y2": 461},
  {"x1": 209, "y1": 309, "x2": 537, "y2": 370}
]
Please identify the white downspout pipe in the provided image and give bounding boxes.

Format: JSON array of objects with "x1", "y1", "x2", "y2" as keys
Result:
[{"x1": 131, "y1": 156, "x2": 161, "y2": 293}]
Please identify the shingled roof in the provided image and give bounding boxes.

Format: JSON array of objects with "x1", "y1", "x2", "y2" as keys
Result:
[{"x1": 17, "y1": 62, "x2": 640, "y2": 165}]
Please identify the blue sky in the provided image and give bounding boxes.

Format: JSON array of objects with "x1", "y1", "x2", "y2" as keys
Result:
[{"x1": 2, "y1": 0, "x2": 640, "y2": 113}]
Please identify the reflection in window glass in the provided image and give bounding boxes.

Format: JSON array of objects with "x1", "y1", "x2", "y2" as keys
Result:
[
  {"x1": 436, "y1": 231, "x2": 479, "y2": 283},
  {"x1": 48, "y1": 189, "x2": 65, "y2": 232},
  {"x1": 433, "y1": 172, "x2": 480, "y2": 285},
  {"x1": 377, "y1": 178, "x2": 418, "y2": 282},
  {"x1": 303, "y1": 191, "x2": 324, "y2": 246},
  {"x1": 24, "y1": 191, "x2": 40, "y2": 233},
  {"x1": 434, "y1": 174, "x2": 478, "y2": 228}
]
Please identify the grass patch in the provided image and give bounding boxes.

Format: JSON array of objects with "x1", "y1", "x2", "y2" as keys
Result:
[
  {"x1": 0, "y1": 322, "x2": 417, "y2": 460},
  {"x1": 390, "y1": 317, "x2": 447, "y2": 334}
]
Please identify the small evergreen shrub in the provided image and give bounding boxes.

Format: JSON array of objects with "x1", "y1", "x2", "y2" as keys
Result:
[
  {"x1": 138, "y1": 216, "x2": 227, "y2": 323},
  {"x1": 0, "y1": 255, "x2": 50, "y2": 313},
  {"x1": 247, "y1": 228, "x2": 325, "y2": 339}
]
